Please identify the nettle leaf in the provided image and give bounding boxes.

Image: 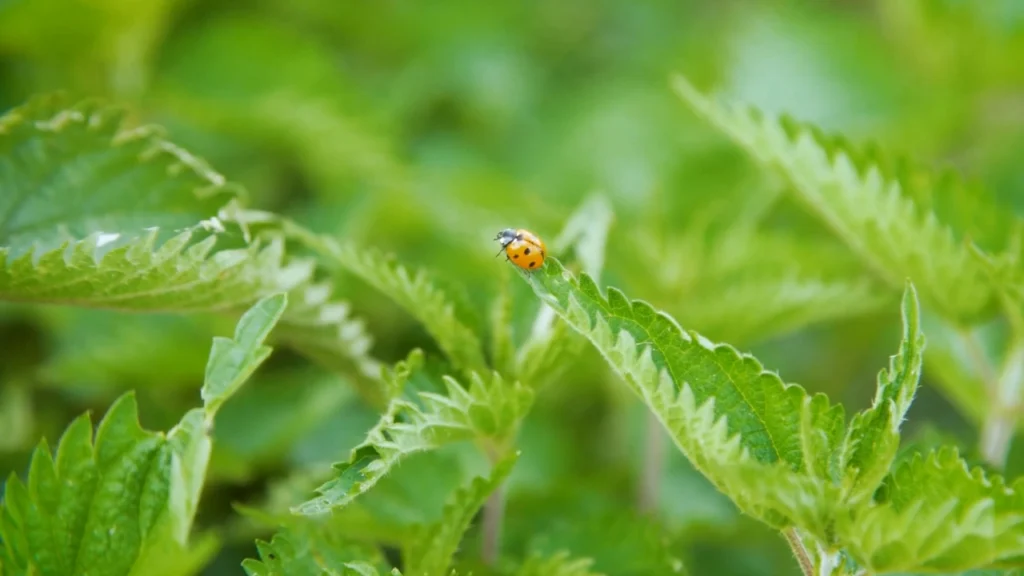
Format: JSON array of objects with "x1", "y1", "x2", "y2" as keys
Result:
[
  {"x1": 403, "y1": 451, "x2": 518, "y2": 576},
  {"x1": 627, "y1": 212, "x2": 891, "y2": 346},
  {"x1": 293, "y1": 369, "x2": 532, "y2": 516},
  {"x1": 682, "y1": 273, "x2": 889, "y2": 346},
  {"x1": 839, "y1": 283, "x2": 924, "y2": 505},
  {"x1": 549, "y1": 194, "x2": 614, "y2": 280},
  {"x1": 274, "y1": 279, "x2": 384, "y2": 395},
  {"x1": 521, "y1": 258, "x2": 921, "y2": 540},
  {"x1": 513, "y1": 551, "x2": 604, "y2": 576},
  {"x1": 0, "y1": 293, "x2": 286, "y2": 576},
  {"x1": 839, "y1": 446, "x2": 1024, "y2": 573},
  {"x1": 672, "y1": 75, "x2": 1007, "y2": 324},
  {"x1": 242, "y1": 525, "x2": 395, "y2": 576},
  {"x1": 0, "y1": 94, "x2": 311, "y2": 310},
  {"x1": 0, "y1": 226, "x2": 310, "y2": 311},
  {"x1": 332, "y1": 243, "x2": 487, "y2": 375}
]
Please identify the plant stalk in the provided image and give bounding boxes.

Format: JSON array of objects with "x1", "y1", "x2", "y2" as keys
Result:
[
  {"x1": 980, "y1": 340, "x2": 1024, "y2": 468},
  {"x1": 783, "y1": 528, "x2": 815, "y2": 576},
  {"x1": 637, "y1": 407, "x2": 666, "y2": 512},
  {"x1": 481, "y1": 482, "x2": 505, "y2": 566}
]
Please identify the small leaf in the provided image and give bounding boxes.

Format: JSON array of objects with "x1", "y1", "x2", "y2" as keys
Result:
[
  {"x1": 839, "y1": 281, "x2": 925, "y2": 504},
  {"x1": 672, "y1": 74, "x2": 1007, "y2": 324},
  {"x1": 404, "y1": 451, "x2": 519, "y2": 576},
  {"x1": 202, "y1": 292, "x2": 288, "y2": 417},
  {"x1": 293, "y1": 370, "x2": 532, "y2": 516}
]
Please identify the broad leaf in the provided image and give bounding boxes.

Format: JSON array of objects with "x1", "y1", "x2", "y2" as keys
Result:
[
  {"x1": 838, "y1": 446, "x2": 1024, "y2": 573},
  {"x1": 0, "y1": 94, "x2": 311, "y2": 310},
  {"x1": 293, "y1": 368, "x2": 532, "y2": 516},
  {"x1": 0, "y1": 293, "x2": 286, "y2": 576},
  {"x1": 521, "y1": 258, "x2": 920, "y2": 539},
  {"x1": 404, "y1": 451, "x2": 519, "y2": 576},
  {"x1": 672, "y1": 74, "x2": 1007, "y2": 324}
]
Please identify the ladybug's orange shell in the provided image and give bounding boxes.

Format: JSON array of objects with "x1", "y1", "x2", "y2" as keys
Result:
[
  {"x1": 502, "y1": 229, "x2": 546, "y2": 270},
  {"x1": 515, "y1": 229, "x2": 546, "y2": 252}
]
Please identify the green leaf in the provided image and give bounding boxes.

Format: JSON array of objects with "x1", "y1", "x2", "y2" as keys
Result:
[
  {"x1": 274, "y1": 280, "x2": 383, "y2": 382},
  {"x1": 0, "y1": 293, "x2": 285, "y2": 576},
  {"x1": 403, "y1": 451, "x2": 519, "y2": 576},
  {"x1": 521, "y1": 257, "x2": 843, "y2": 533},
  {"x1": 838, "y1": 282, "x2": 925, "y2": 505},
  {"x1": 241, "y1": 525, "x2": 394, "y2": 576},
  {"x1": 672, "y1": 74, "x2": 1006, "y2": 324},
  {"x1": 680, "y1": 272, "x2": 889, "y2": 346},
  {"x1": 293, "y1": 369, "x2": 532, "y2": 516},
  {"x1": 520, "y1": 258, "x2": 921, "y2": 540},
  {"x1": 332, "y1": 243, "x2": 487, "y2": 376},
  {"x1": 0, "y1": 394, "x2": 219, "y2": 576},
  {"x1": 526, "y1": 507, "x2": 687, "y2": 576},
  {"x1": 549, "y1": 194, "x2": 615, "y2": 280},
  {"x1": 0, "y1": 94, "x2": 231, "y2": 252},
  {"x1": 202, "y1": 292, "x2": 288, "y2": 417},
  {"x1": 624, "y1": 209, "x2": 891, "y2": 345},
  {"x1": 0, "y1": 94, "x2": 313, "y2": 310},
  {"x1": 838, "y1": 446, "x2": 1024, "y2": 573},
  {"x1": 513, "y1": 551, "x2": 605, "y2": 576}
]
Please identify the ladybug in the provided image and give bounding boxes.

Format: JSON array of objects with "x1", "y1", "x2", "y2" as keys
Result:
[{"x1": 495, "y1": 228, "x2": 546, "y2": 271}]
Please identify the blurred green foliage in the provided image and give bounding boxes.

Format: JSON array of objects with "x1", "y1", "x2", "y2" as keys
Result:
[{"x1": 2, "y1": 0, "x2": 1024, "y2": 574}]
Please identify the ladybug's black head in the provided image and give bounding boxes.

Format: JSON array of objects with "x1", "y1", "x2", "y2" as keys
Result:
[{"x1": 494, "y1": 228, "x2": 517, "y2": 246}]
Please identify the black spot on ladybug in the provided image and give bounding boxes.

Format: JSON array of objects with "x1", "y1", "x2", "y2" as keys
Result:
[
  {"x1": 524, "y1": 247, "x2": 531, "y2": 255},
  {"x1": 529, "y1": 261, "x2": 536, "y2": 268},
  {"x1": 513, "y1": 254, "x2": 519, "y2": 259}
]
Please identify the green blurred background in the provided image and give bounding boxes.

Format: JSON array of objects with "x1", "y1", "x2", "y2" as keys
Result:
[{"x1": 2, "y1": 0, "x2": 1024, "y2": 574}]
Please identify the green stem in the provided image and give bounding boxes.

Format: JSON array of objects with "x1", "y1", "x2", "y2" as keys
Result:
[
  {"x1": 981, "y1": 339, "x2": 1024, "y2": 468},
  {"x1": 481, "y1": 482, "x2": 506, "y2": 566},
  {"x1": 783, "y1": 528, "x2": 814, "y2": 576}
]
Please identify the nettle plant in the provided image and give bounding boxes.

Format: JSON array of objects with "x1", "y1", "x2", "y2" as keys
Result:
[{"x1": 1, "y1": 70, "x2": 1023, "y2": 576}]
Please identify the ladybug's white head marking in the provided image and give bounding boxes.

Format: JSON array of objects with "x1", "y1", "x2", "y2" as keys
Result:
[{"x1": 495, "y1": 228, "x2": 518, "y2": 247}]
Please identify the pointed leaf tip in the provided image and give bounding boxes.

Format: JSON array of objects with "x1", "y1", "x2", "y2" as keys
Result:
[
  {"x1": 233, "y1": 292, "x2": 289, "y2": 348},
  {"x1": 202, "y1": 293, "x2": 288, "y2": 417}
]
